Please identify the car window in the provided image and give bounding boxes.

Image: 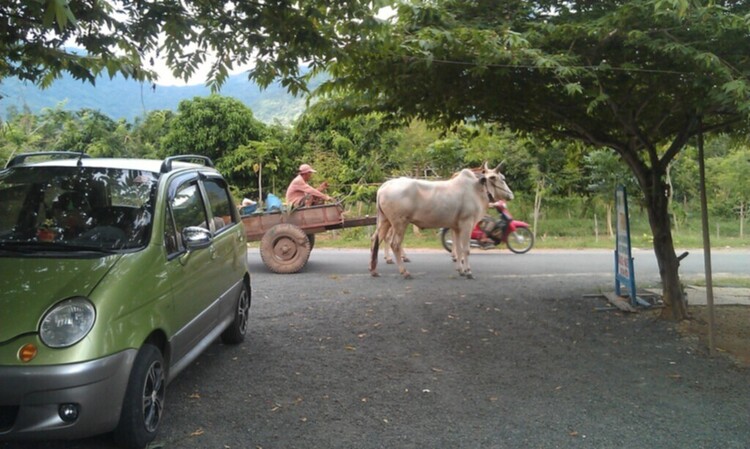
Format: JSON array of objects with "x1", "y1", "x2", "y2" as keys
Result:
[
  {"x1": 202, "y1": 178, "x2": 235, "y2": 234},
  {"x1": 171, "y1": 182, "x2": 209, "y2": 235}
]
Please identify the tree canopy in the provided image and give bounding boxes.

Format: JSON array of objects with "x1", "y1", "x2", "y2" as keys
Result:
[
  {"x1": 318, "y1": 0, "x2": 750, "y2": 319},
  {"x1": 0, "y1": 0, "x2": 385, "y2": 92}
]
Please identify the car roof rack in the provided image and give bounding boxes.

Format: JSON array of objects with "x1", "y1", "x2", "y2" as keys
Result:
[
  {"x1": 5, "y1": 151, "x2": 89, "y2": 168},
  {"x1": 160, "y1": 155, "x2": 215, "y2": 173}
]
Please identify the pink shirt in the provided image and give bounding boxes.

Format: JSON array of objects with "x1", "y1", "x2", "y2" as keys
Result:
[{"x1": 285, "y1": 175, "x2": 327, "y2": 206}]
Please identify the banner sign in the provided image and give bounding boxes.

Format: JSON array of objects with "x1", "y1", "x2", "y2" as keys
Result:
[{"x1": 614, "y1": 185, "x2": 637, "y2": 305}]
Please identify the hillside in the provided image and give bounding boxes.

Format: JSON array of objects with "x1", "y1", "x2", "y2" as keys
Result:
[{"x1": 0, "y1": 73, "x2": 311, "y2": 125}]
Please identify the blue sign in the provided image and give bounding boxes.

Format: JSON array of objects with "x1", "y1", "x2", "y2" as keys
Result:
[{"x1": 614, "y1": 185, "x2": 638, "y2": 306}]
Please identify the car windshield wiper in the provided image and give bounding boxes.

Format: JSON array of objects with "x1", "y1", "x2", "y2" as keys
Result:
[
  {"x1": 54, "y1": 243, "x2": 118, "y2": 254},
  {"x1": 0, "y1": 241, "x2": 38, "y2": 254},
  {"x1": 0, "y1": 241, "x2": 117, "y2": 255}
]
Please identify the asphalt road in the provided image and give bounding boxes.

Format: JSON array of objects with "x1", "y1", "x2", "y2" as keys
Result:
[{"x1": 5, "y1": 248, "x2": 749, "y2": 449}]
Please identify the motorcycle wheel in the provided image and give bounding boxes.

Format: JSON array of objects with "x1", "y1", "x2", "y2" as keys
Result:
[
  {"x1": 439, "y1": 228, "x2": 453, "y2": 253},
  {"x1": 506, "y1": 227, "x2": 534, "y2": 254}
]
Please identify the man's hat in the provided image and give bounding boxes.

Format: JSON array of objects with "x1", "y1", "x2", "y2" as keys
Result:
[{"x1": 298, "y1": 164, "x2": 316, "y2": 174}]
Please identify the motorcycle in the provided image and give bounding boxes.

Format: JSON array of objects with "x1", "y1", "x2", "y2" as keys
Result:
[{"x1": 440, "y1": 201, "x2": 534, "y2": 254}]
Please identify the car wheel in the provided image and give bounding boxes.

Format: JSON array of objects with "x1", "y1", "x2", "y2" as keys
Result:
[
  {"x1": 221, "y1": 281, "x2": 250, "y2": 345},
  {"x1": 114, "y1": 344, "x2": 165, "y2": 449}
]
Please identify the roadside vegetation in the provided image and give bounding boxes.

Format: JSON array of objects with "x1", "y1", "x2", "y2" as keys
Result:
[{"x1": 3, "y1": 98, "x2": 749, "y2": 254}]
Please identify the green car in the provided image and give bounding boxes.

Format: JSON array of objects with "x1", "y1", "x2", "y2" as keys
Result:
[{"x1": 0, "y1": 153, "x2": 252, "y2": 448}]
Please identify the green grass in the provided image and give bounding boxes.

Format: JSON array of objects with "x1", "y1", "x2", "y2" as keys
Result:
[
  {"x1": 685, "y1": 277, "x2": 750, "y2": 288},
  {"x1": 303, "y1": 224, "x2": 749, "y2": 251}
]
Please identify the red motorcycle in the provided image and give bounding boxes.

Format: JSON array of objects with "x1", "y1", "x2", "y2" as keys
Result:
[{"x1": 440, "y1": 201, "x2": 534, "y2": 254}]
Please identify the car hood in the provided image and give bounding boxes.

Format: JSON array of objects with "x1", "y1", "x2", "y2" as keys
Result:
[{"x1": 0, "y1": 254, "x2": 122, "y2": 343}]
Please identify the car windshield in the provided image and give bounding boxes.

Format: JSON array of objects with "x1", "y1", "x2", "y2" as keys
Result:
[{"x1": 0, "y1": 165, "x2": 157, "y2": 251}]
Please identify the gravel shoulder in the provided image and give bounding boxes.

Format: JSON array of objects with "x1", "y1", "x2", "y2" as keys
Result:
[{"x1": 4, "y1": 249, "x2": 748, "y2": 449}]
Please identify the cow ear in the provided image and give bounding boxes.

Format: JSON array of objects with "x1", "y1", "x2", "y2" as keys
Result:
[{"x1": 494, "y1": 160, "x2": 505, "y2": 172}]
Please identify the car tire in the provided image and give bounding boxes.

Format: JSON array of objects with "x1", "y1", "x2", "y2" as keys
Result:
[
  {"x1": 221, "y1": 281, "x2": 251, "y2": 344},
  {"x1": 113, "y1": 344, "x2": 165, "y2": 449}
]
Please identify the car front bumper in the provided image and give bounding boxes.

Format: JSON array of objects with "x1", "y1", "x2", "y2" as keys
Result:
[{"x1": 0, "y1": 348, "x2": 137, "y2": 440}]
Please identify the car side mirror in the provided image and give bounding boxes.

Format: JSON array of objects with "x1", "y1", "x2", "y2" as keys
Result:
[{"x1": 182, "y1": 226, "x2": 212, "y2": 250}]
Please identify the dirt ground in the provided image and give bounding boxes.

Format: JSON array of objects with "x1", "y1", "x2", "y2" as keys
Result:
[{"x1": 676, "y1": 305, "x2": 750, "y2": 367}]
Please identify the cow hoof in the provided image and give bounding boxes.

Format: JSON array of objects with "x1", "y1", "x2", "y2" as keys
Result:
[
  {"x1": 403, "y1": 257, "x2": 411, "y2": 263},
  {"x1": 371, "y1": 271, "x2": 380, "y2": 277},
  {"x1": 466, "y1": 273, "x2": 475, "y2": 280},
  {"x1": 459, "y1": 271, "x2": 466, "y2": 277},
  {"x1": 403, "y1": 273, "x2": 412, "y2": 280},
  {"x1": 385, "y1": 259, "x2": 394, "y2": 264}
]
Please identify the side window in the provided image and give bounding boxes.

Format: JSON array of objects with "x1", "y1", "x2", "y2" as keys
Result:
[
  {"x1": 171, "y1": 182, "x2": 208, "y2": 234},
  {"x1": 202, "y1": 178, "x2": 235, "y2": 234}
]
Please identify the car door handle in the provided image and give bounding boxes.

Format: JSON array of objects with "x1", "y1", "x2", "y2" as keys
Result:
[{"x1": 209, "y1": 245, "x2": 217, "y2": 259}]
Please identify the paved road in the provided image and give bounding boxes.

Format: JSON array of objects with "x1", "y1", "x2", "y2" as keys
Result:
[{"x1": 5, "y1": 248, "x2": 749, "y2": 449}]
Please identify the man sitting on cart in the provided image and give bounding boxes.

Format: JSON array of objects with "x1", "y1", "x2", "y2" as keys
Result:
[{"x1": 285, "y1": 163, "x2": 333, "y2": 208}]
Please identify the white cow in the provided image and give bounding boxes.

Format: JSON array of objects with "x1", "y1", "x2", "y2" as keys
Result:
[{"x1": 370, "y1": 162, "x2": 513, "y2": 279}]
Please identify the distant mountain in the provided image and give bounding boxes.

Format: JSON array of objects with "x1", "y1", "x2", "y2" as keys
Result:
[{"x1": 0, "y1": 73, "x2": 313, "y2": 125}]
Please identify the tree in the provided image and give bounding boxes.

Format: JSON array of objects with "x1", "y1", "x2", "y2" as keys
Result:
[
  {"x1": 321, "y1": 0, "x2": 750, "y2": 320},
  {"x1": 0, "y1": 0, "x2": 384, "y2": 92},
  {"x1": 711, "y1": 147, "x2": 750, "y2": 237},
  {"x1": 584, "y1": 149, "x2": 638, "y2": 237},
  {"x1": 161, "y1": 95, "x2": 267, "y2": 164}
]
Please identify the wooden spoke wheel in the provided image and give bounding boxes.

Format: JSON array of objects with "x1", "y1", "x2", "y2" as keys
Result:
[{"x1": 260, "y1": 223, "x2": 312, "y2": 273}]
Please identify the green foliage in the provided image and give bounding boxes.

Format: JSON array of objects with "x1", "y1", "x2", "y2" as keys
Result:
[
  {"x1": 161, "y1": 95, "x2": 267, "y2": 167},
  {"x1": 0, "y1": 0, "x2": 384, "y2": 94}
]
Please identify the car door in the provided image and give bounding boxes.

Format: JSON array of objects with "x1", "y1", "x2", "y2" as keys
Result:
[
  {"x1": 164, "y1": 175, "x2": 221, "y2": 363},
  {"x1": 198, "y1": 175, "x2": 245, "y2": 319}
]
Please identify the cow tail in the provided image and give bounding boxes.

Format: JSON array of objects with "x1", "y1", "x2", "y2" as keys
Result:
[
  {"x1": 370, "y1": 231, "x2": 380, "y2": 272},
  {"x1": 370, "y1": 193, "x2": 385, "y2": 273}
]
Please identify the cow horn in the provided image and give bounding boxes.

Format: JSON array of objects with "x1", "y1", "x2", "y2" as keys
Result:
[
  {"x1": 482, "y1": 161, "x2": 489, "y2": 171},
  {"x1": 494, "y1": 160, "x2": 506, "y2": 172}
]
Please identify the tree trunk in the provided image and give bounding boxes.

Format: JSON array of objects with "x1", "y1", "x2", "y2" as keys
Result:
[
  {"x1": 740, "y1": 201, "x2": 745, "y2": 238},
  {"x1": 533, "y1": 178, "x2": 544, "y2": 236},
  {"x1": 643, "y1": 174, "x2": 688, "y2": 321}
]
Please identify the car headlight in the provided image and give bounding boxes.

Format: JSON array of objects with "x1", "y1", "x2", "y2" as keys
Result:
[{"x1": 40, "y1": 298, "x2": 96, "y2": 348}]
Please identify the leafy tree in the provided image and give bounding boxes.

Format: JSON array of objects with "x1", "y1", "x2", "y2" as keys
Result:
[
  {"x1": 129, "y1": 110, "x2": 176, "y2": 158},
  {"x1": 321, "y1": 0, "x2": 750, "y2": 320},
  {"x1": 710, "y1": 147, "x2": 750, "y2": 237},
  {"x1": 584, "y1": 149, "x2": 638, "y2": 236},
  {"x1": 0, "y1": 0, "x2": 384, "y2": 92},
  {"x1": 161, "y1": 95, "x2": 267, "y2": 165},
  {"x1": 290, "y1": 102, "x2": 395, "y2": 199}
]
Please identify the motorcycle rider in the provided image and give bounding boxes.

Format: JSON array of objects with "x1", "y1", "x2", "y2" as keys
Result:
[{"x1": 477, "y1": 201, "x2": 511, "y2": 247}]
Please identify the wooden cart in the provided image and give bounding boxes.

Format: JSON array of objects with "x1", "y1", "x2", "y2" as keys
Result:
[{"x1": 242, "y1": 203, "x2": 376, "y2": 273}]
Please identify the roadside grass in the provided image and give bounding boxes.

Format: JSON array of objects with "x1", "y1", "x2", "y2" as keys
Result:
[{"x1": 308, "y1": 222, "x2": 749, "y2": 252}]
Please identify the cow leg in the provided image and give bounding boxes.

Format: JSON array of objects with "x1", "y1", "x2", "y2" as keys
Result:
[
  {"x1": 459, "y1": 225, "x2": 475, "y2": 279},
  {"x1": 383, "y1": 228, "x2": 409, "y2": 264},
  {"x1": 383, "y1": 233, "x2": 394, "y2": 264},
  {"x1": 451, "y1": 228, "x2": 461, "y2": 272},
  {"x1": 454, "y1": 225, "x2": 474, "y2": 279},
  {"x1": 388, "y1": 223, "x2": 411, "y2": 279}
]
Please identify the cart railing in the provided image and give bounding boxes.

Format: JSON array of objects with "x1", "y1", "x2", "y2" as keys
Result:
[{"x1": 242, "y1": 202, "x2": 375, "y2": 242}]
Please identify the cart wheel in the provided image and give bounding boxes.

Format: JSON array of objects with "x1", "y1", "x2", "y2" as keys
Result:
[
  {"x1": 260, "y1": 223, "x2": 312, "y2": 273},
  {"x1": 306, "y1": 234, "x2": 315, "y2": 251}
]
